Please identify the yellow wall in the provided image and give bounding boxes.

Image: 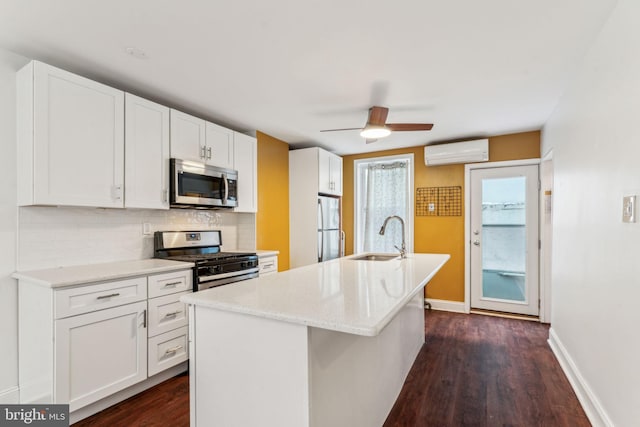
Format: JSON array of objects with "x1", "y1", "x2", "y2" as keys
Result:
[
  {"x1": 342, "y1": 131, "x2": 540, "y2": 302},
  {"x1": 256, "y1": 131, "x2": 290, "y2": 271}
]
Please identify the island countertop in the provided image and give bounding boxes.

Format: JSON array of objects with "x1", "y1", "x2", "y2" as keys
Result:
[{"x1": 182, "y1": 252, "x2": 449, "y2": 336}]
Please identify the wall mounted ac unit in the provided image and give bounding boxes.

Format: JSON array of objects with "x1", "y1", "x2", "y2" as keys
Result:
[{"x1": 424, "y1": 139, "x2": 489, "y2": 166}]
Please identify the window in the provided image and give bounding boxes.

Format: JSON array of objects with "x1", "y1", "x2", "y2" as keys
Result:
[{"x1": 354, "y1": 154, "x2": 414, "y2": 254}]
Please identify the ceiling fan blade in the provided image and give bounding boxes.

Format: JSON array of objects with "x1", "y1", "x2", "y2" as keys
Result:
[
  {"x1": 386, "y1": 123, "x2": 434, "y2": 131},
  {"x1": 365, "y1": 138, "x2": 378, "y2": 144},
  {"x1": 320, "y1": 127, "x2": 362, "y2": 132},
  {"x1": 367, "y1": 106, "x2": 389, "y2": 126}
]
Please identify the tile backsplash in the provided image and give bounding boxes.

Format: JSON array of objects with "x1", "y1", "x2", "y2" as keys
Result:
[{"x1": 17, "y1": 206, "x2": 256, "y2": 271}]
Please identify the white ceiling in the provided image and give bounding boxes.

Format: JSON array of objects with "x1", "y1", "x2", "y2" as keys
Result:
[{"x1": 0, "y1": 0, "x2": 617, "y2": 155}]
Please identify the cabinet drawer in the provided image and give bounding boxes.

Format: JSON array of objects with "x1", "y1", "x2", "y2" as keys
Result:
[
  {"x1": 259, "y1": 256, "x2": 278, "y2": 276},
  {"x1": 148, "y1": 326, "x2": 188, "y2": 377},
  {"x1": 148, "y1": 291, "x2": 190, "y2": 337},
  {"x1": 148, "y1": 269, "x2": 192, "y2": 298},
  {"x1": 54, "y1": 277, "x2": 147, "y2": 319}
]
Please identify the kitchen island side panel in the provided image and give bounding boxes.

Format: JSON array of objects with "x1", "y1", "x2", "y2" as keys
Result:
[
  {"x1": 191, "y1": 292, "x2": 425, "y2": 427},
  {"x1": 192, "y1": 307, "x2": 310, "y2": 427},
  {"x1": 308, "y1": 292, "x2": 424, "y2": 427}
]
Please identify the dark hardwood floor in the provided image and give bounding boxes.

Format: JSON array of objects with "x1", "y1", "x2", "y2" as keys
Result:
[
  {"x1": 73, "y1": 371, "x2": 189, "y2": 427},
  {"x1": 74, "y1": 311, "x2": 589, "y2": 427},
  {"x1": 384, "y1": 311, "x2": 590, "y2": 427}
]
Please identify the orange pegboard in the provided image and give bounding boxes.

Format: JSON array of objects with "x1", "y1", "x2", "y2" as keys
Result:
[{"x1": 416, "y1": 186, "x2": 462, "y2": 216}]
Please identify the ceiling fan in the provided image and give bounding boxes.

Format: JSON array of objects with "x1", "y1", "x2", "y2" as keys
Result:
[{"x1": 320, "y1": 106, "x2": 434, "y2": 143}]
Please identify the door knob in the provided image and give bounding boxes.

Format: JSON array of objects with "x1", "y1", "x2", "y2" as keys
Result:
[{"x1": 473, "y1": 240, "x2": 480, "y2": 246}]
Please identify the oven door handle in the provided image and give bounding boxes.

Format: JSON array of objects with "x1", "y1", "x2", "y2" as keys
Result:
[{"x1": 199, "y1": 267, "x2": 260, "y2": 283}]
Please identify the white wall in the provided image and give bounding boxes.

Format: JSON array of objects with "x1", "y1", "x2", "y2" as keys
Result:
[
  {"x1": 0, "y1": 48, "x2": 256, "y2": 402},
  {"x1": 542, "y1": 0, "x2": 640, "y2": 425},
  {"x1": 0, "y1": 48, "x2": 28, "y2": 403}
]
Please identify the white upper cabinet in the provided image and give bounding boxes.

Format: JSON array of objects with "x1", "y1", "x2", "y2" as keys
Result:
[
  {"x1": 169, "y1": 109, "x2": 206, "y2": 163},
  {"x1": 170, "y1": 109, "x2": 235, "y2": 169},
  {"x1": 125, "y1": 94, "x2": 170, "y2": 209},
  {"x1": 233, "y1": 132, "x2": 258, "y2": 213},
  {"x1": 17, "y1": 61, "x2": 125, "y2": 208},
  {"x1": 318, "y1": 148, "x2": 342, "y2": 196},
  {"x1": 206, "y1": 122, "x2": 234, "y2": 169}
]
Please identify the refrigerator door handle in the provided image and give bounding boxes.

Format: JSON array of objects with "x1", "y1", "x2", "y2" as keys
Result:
[
  {"x1": 340, "y1": 230, "x2": 345, "y2": 257},
  {"x1": 318, "y1": 199, "x2": 324, "y2": 262}
]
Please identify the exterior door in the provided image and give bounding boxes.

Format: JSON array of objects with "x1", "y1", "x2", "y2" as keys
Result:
[{"x1": 470, "y1": 165, "x2": 539, "y2": 316}]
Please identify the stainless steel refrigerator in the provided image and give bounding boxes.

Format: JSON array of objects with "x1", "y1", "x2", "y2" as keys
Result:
[{"x1": 317, "y1": 195, "x2": 341, "y2": 262}]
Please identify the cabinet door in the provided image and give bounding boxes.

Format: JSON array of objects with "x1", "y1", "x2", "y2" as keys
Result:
[
  {"x1": 125, "y1": 94, "x2": 170, "y2": 209},
  {"x1": 205, "y1": 122, "x2": 234, "y2": 168},
  {"x1": 31, "y1": 61, "x2": 125, "y2": 208},
  {"x1": 170, "y1": 109, "x2": 206, "y2": 162},
  {"x1": 54, "y1": 301, "x2": 147, "y2": 411},
  {"x1": 233, "y1": 132, "x2": 257, "y2": 213},
  {"x1": 317, "y1": 148, "x2": 332, "y2": 195},
  {"x1": 329, "y1": 154, "x2": 343, "y2": 196}
]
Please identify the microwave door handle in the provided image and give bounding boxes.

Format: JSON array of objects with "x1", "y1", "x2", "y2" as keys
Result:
[{"x1": 222, "y1": 174, "x2": 229, "y2": 204}]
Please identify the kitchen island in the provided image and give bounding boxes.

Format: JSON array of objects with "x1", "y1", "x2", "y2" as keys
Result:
[{"x1": 182, "y1": 252, "x2": 449, "y2": 427}]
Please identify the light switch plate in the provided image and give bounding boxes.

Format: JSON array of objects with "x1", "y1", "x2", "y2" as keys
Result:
[{"x1": 622, "y1": 195, "x2": 636, "y2": 223}]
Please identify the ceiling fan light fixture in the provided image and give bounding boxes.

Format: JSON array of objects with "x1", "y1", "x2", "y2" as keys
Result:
[{"x1": 360, "y1": 125, "x2": 391, "y2": 139}]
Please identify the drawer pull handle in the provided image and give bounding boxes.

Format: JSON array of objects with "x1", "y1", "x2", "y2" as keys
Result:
[
  {"x1": 97, "y1": 293, "x2": 120, "y2": 300},
  {"x1": 164, "y1": 281, "x2": 181, "y2": 287},
  {"x1": 164, "y1": 310, "x2": 182, "y2": 318},
  {"x1": 165, "y1": 345, "x2": 183, "y2": 355}
]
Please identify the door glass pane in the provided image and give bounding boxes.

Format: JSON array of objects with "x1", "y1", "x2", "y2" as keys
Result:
[{"x1": 481, "y1": 177, "x2": 526, "y2": 302}]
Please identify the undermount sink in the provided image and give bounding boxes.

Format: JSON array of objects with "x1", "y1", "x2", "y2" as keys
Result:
[{"x1": 349, "y1": 254, "x2": 399, "y2": 261}]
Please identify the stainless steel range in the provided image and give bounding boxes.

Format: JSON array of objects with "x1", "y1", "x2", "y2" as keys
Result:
[{"x1": 154, "y1": 230, "x2": 259, "y2": 291}]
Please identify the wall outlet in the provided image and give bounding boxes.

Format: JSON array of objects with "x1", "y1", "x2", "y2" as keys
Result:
[
  {"x1": 142, "y1": 223, "x2": 152, "y2": 235},
  {"x1": 428, "y1": 203, "x2": 436, "y2": 212},
  {"x1": 622, "y1": 195, "x2": 635, "y2": 223}
]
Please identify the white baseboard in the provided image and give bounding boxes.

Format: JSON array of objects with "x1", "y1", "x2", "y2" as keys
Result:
[
  {"x1": 548, "y1": 328, "x2": 613, "y2": 427},
  {"x1": 0, "y1": 386, "x2": 20, "y2": 404},
  {"x1": 425, "y1": 298, "x2": 466, "y2": 313}
]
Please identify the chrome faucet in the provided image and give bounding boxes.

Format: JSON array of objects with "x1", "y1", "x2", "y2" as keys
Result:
[{"x1": 379, "y1": 215, "x2": 407, "y2": 258}]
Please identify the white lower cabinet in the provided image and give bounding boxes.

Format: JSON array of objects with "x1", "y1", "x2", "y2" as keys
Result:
[
  {"x1": 17, "y1": 266, "x2": 192, "y2": 415},
  {"x1": 258, "y1": 254, "x2": 279, "y2": 276},
  {"x1": 55, "y1": 301, "x2": 148, "y2": 412},
  {"x1": 147, "y1": 282, "x2": 190, "y2": 377}
]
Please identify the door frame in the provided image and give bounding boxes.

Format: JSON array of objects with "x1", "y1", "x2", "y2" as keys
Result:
[
  {"x1": 464, "y1": 158, "x2": 542, "y2": 316},
  {"x1": 539, "y1": 150, "x2": 554, "y2": 323}
]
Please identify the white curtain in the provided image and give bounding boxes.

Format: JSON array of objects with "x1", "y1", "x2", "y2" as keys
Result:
[{"x1": 362, "y1": 160, "x2": 408, "y2": 253}]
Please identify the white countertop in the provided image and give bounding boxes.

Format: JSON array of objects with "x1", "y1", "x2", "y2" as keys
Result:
[
  {"x1": 255, "y1": 249, "x2": 279, "y2": 257},
  {"x1": 12, "y1": 259, "x2": 195, "y2": 288},
  {"x1": 182, "y1": 253, "x2": 449, "y2": 337}
]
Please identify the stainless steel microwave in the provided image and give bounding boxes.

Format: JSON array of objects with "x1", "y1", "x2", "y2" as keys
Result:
[{"x1": 170, "y1": 158, "x2": 238, "y2": 209}]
